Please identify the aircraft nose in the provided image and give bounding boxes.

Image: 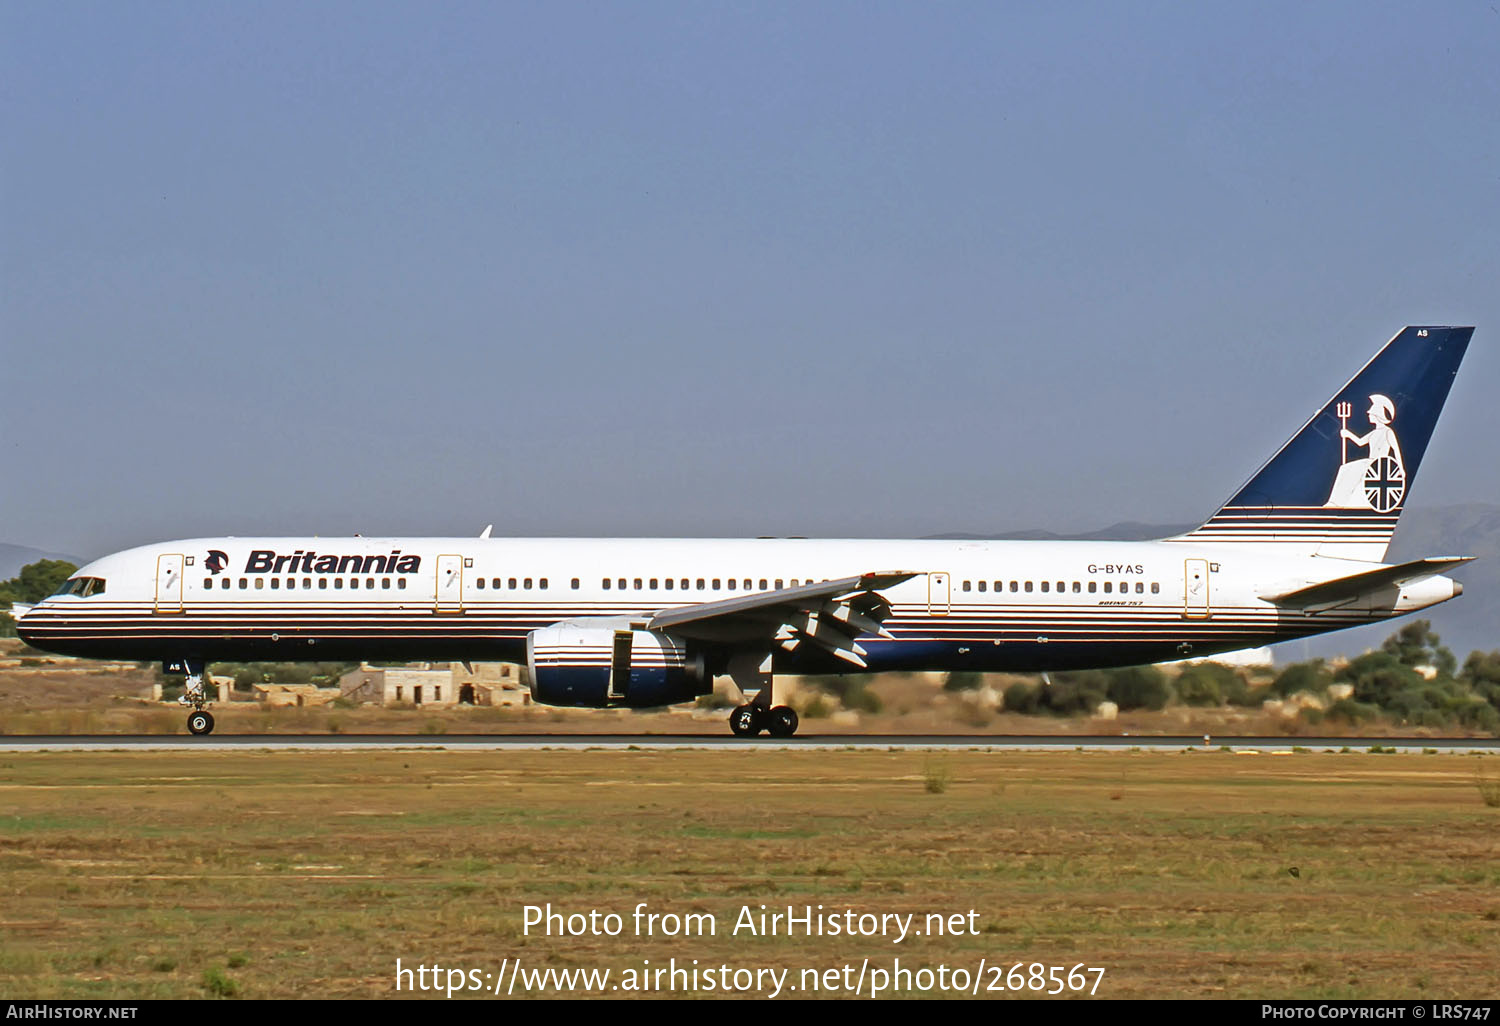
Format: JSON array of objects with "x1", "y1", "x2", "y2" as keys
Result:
[{"x1": 13, "y1": 607, "x2": 38, "y2": 645}]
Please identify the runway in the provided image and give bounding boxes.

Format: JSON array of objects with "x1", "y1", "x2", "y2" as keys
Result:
[{"x1": 2, "y1": 733, "x2": 1497, "y2": 753}]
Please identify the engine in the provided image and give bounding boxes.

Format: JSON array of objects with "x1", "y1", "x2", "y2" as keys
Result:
[{"x1": 526, "y1": 622, "x2": 709, "y2": 708}]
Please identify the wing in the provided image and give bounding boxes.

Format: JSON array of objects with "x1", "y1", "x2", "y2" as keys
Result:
[
  {"x1": 1259, "y1": 556, "x2": 1473, "y2": 608},
  {"x1": 646, "y1": 571, "x2": 918, "y2": 668}
]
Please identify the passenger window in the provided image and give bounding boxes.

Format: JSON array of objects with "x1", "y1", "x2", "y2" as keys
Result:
[
  {"x1": 203, "y1": 577, "x2": 213, "y2": 589},
  {"x1": 367, "y1": 577, "x2": 375, "y2": 589},
  {"x1": 727, "y1": 579, "x2": 736, "y2": 591},
  {"x1": 239, "y1": 578, "x2": 248, "y2": 589},
  {"x1": 510, "y1": 578, "x2": 519, "y2": 590},
  {"x1": 1135, "y1": 582, "x2": 1144, "y2": 594},
  {"x1": 287, "y1": 578, "x2": 295, "y2": 590},
  {"x1": 697, "y1": 579, "x2": 705, "y2": 590},
  {"x1": 397, "y1": 579, "x2": 406, "y2": 590},
  {"x1": 1056, "y1": 581, "x2": 1064, "y2": 592},
  {"x1": 255, "y1": 578, "x2": 265, "y2": 590},
  {"x1": 603, "y1": 579, "x2": 611, "y2": 590},
  {"x1": 650, "y1": 578, "x2": 658, "y2": 589},
  {"x1": 962, "y1": 580, "x2": 971, "y2": 592},
  {"x1": 664, "y1": 579, "x2": 673, "y2": 591},
  {"x1": 680, "y1": 578, "x2": 689, "y2": 590},
  {"x1": 1119, "y1": 582, "x2": 1127, "y2": 593},
  {"x1": 1072, "y1": 581, "x2": 1080, "y2": 593},
  {"x1": 318, "y1": 578, "x2": 328, "y2": 590},
  {"x1": 775, "y1": 579, "x2": 783, "y2": 589},
  {"x1": 350, "y1": 579, "x2": 359, "y2": 589},
  {"x1": 712, "y1": 579, "x2": 721, "y2": 590},
  {"x1": 1024, "y1": 581, "x2": 1033, "y2": 593},
  {"x1": 1103, "y1": 582, "x2": 1112, "y2": 593},
  {"x1": 572, "y1": 578, "x2": 580, "y2": 590},
  {"x1": 223, "y1": 578, "x2": 231, "y2": 590},
  {"x1": 633, "y1": 579, "x2": 642, "y2": 590},
  {"x1": 1040, "y1": 581, "x2": 1048, "y2": 592},
  {"x1": 1088, "y1": 581, "x2": 1096, "y2": 593},
  {"x1": 618, "y1": 578, "x2": 626, "y2": 590},
  {"x1": 524, "y1": 578, "x2": 533, "y2": 590},
  {"x1": 303, "y1": 578, "x2": 311, "y2": 589},
  {"x1": 335, "y1": 579, "x2": 343, "y2": 590},
  {"x1": 492, "y1": 578, "x2": 500, "y2": 589},
  {"x1": 477, "y1": 578, "x2": 485, "y2": 589},
  {"x1": 977, "y1": 581, "x2": 986, "y2": 592},
  {"x1": 540, "y1": 578, "x2": 548, "y2": 590},
  {"x1": 744, "y1": 579, "x2": 752, "y2": 590},
  {"x1": 759, "y1": 579, "x2": 768, "y2": 590},
  {"x1": 1151, "y1": 582, "x2": 1160, "y2": 594},
  {"x1": 791, "y1": 579, "x2": 799, "y2": 588},
  {"x1": 382, "y1": 578, "x2": 391, "y2": 589},
  {"x1": 1009, "y1": 581, "x2": 1018, "y2": 593}
]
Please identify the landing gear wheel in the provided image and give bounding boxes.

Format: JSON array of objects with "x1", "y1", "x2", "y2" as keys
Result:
[
  {"x1": 767, "y1": 706, "x2": 799, "y2": 738},
  {"x1": 187, "y1": 710, "x2": 215, "y2": 736},
  {"x1": 729, "y1": 704, "x2": 761, "y2": 737}
]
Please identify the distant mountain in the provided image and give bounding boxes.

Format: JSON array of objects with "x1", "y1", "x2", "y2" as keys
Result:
[
  {"x1": 928, "y1": 504, "x2": 1500, "y2": 662},
  {"x1": 0, "y1": 543, "x2": 82, "y2": 580}
]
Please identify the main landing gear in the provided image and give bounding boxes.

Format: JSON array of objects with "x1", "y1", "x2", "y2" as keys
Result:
[
  {"x1": 724, "y1": 651, "x2": 798, "y2": 738},
  {"x1": 729, "y1": 703, "x2": 799, "y2": 738},
  {"x1": 172, "y1": 660, "x2": 215, "y2": 735}
]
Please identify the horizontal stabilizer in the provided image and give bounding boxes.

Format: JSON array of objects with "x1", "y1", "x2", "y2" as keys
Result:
[{"x1": 1260, "y1": 556, "x2": 1473, "y2": 607}]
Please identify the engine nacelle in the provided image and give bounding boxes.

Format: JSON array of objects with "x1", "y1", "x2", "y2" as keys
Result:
[{"x1": 526, "y1": 622, "x2": 709, "y2": 708}]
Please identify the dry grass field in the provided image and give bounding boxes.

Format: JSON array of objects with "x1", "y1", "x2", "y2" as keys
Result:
[{"x1": 2, "y1": 747, "x2": 1498, "y2": 999}]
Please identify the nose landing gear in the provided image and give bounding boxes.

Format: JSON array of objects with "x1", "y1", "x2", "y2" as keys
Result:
[{"x1": 166, "y1": 659, "x2": 215, "y2": 736}]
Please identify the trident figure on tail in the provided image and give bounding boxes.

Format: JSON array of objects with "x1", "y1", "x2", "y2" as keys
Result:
[{"x1": 1324, "y1": 393, "x2": 1405, "y2": 511}]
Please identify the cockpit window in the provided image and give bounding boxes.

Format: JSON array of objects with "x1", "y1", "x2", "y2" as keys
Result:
[{"x1": 52, "y1": 577, "x2": 107, "y2": 597}]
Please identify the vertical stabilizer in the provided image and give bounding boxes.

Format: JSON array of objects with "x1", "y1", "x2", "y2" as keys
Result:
[{"x1": 1173, "y1": 326, "x2": 1472, "y2": 561}]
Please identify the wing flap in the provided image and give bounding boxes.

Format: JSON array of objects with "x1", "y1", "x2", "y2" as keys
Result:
[
  {"x1": 646, "y1": 571, "x2": 917, "y2": 651},
  {"x1": 1260, "y1": 556, "x2": 1473, "y2": 608}
]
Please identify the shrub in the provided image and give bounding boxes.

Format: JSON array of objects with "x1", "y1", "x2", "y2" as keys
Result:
[
  {"x1": 1175, "y1": 664, "x2": 1236, "y2": 706},
  {"x1": 1106, "y1": 666, "x2": 1171, "y2": 711},
  {"x1": 943, "y1": 671, "x2": 984, "y2": 692},
  {"x1": 1272, "y1": 660, "x2": 1332, "y2": 698},
  {"x1": 1326, "y1": 698, "x2": 1381, "y2": 725},
  {"x1": 1003, "y1": 682, "x2": 1039, "y2": 715},
  {"x1": 922, "y1": 757, "x2": 951, "y2": 794},
  {"x1": 798, "y1": 694, "x2": 832, "y2": 719},
  {"x1": 202, "y1": 966, "x2": 239, "y2": 997},
  {"x1": 1382, "y1": 619, "x2": 1456, "y2": 676},
  {"x1": 1456, "y1": 702, "x2": 1500, "y2": 733},
  {"x1": 1041, "y1": 672, "x2": 1110, "y2": 715},
  {"x1": 1337, "y1": 651, "x2": 1426, "y2": 709},
  {"x1": 820, "y1": 675, "x2": 882, "y2": 713}
]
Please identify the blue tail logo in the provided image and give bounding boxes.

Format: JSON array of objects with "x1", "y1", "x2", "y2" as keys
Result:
[
  {"x1": 1325, "y1": 393, "x2": 1404, "y2": 511},
  {"x1": 1177, "y1": 325, "x2": 1473, "y2": 556}
]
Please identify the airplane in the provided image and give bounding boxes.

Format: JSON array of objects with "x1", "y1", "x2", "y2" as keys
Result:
[{"x1": 17, "y1": 325, "x2": 1475, "y2": 737}]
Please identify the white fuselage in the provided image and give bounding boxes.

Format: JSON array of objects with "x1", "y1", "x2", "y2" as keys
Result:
[{"x1": 16, "y1": 535, "x2": 1461, "y2": 677}]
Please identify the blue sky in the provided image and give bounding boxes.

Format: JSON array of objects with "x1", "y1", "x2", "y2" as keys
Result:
[{"x1": 4, "y1": 2, "x2": 1497, "y2": 557}]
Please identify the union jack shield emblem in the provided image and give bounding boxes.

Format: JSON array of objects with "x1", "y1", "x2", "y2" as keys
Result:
[{"x1": 1363, "y1": 456, "x2": 1405, "y2": 512}]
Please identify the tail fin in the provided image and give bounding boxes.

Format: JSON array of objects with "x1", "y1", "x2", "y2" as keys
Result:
[{"x1": 1174, "y1": 325, "x2": 1473, "y2": 561}]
